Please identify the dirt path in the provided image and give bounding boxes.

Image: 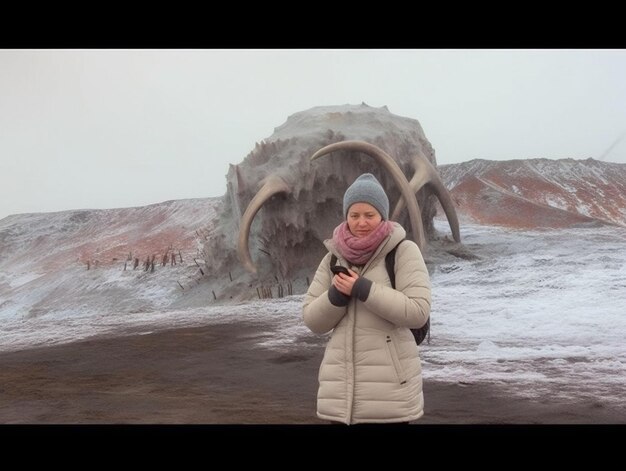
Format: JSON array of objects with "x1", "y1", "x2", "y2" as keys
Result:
[{"x1": 0, "y1": 320, "x2": 624, "y2": 424}]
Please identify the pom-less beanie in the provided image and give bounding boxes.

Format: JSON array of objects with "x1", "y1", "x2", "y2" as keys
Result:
[{"x1": 343, "y1": 173, "x2": 389, "y2": 220}]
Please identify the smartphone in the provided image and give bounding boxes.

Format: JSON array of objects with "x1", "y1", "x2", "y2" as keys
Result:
[{"x1": 331, "y1": 265, "x2": 350, "y2": 276}]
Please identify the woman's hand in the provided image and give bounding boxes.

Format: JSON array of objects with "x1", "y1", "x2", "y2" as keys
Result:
[{"x1": 333, "y1": 268, "x2": 359, "y2": 296}]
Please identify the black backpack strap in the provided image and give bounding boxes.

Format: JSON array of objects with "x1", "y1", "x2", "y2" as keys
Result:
[
  {"x1": 329, "y1": 253, "x2": 338, "y2": 268},
  {"x1": 384, "y1": 239, "x2": 407, "y2": 289},
  {"x1": 384, "y1": 238, "x2": 430, "y2": 345}
]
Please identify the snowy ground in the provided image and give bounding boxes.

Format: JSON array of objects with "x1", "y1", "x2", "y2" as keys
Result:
[
  {"x1": 1, "y1": 220, "x2": 625, "y2": 405},
  {"x1": 426, "y1": 219, "x2": 626, "y2": 405}
]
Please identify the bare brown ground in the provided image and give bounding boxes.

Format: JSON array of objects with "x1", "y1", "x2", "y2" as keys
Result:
[{"x1": 0, "y1": 321, "x2": 624, "y2": 424}]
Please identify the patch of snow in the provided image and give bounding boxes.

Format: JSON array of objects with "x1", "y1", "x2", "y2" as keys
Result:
[
  {"x1": 575, "y1": 202, "x2": 593, "y2": 217},
  {"x1": 543, "y1": 195, "x2": 569, "y2": 211},
  {"x1": 423, "y1": 219, "x2": 626, "y2": 404}
]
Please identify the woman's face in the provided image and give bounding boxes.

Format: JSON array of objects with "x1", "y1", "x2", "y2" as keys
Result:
[{"x1": 347, "y1": 202, "x2": 383, "y2": 238}]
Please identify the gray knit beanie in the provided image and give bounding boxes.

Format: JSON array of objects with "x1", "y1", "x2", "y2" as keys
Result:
[{"x1": 343, "y1": 173, "x2": 389, "y2": 220}]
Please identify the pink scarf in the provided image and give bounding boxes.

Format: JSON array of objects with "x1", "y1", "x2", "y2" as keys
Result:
[{"x1": 332, "y1": 220, "x2": 394, "y2": 265}]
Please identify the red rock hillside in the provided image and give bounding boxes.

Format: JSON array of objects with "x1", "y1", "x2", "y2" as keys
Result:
[
  {"x1": 0, "y1": 198, "x2": 221, "y2": 273},
  {"x1": 0, "y1": 198, "x2": 222, "y2": 318},
  {"x1": 438, "y1": 158, "x2": 626, "y2": 229}
]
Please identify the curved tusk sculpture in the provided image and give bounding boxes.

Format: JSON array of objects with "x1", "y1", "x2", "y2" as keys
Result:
[
  {"x1": 237, "y1": 174, "x2": 291, "y2": 274},
  {"x1": 390, "y1": 150, "x2": 461, "y2": 243},
  {"x1": 311, "y1": 140, "x2": 425, "y2": 248}
]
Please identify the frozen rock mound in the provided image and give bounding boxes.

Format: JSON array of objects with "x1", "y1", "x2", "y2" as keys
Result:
[{"x1": 202, "y1": 103, "x2": 458, "y2": 300}]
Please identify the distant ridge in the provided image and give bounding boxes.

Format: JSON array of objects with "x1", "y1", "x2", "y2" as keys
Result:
[
  {"x1": 438, "y1": 158, "x2": 626, "y2": 228},
  {"x1": 0, "y1": 197, "x2": 222, "y2": 272},
  {"x1": 0, "y1": 197, "x2": 222, "y2": 319}
]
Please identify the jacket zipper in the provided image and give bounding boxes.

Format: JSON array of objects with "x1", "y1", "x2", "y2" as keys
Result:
[
  {"x1": 343, "y1": 240, "x2": 392, "y2": 424},
  {"x1": 386, "y1": 334, "x2": 407, "y2": 385},
  {"x1": 346, "y1": 299, "x2": 356, "y2": 424}
]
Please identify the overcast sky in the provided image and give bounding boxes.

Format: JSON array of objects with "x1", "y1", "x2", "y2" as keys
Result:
[{"x1": 1, "y1": 49, "x2": 626, "y2": 221}]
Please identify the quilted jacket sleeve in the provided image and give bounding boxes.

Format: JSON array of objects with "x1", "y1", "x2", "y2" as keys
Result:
[
  {"x1": 362, "y1": 240, "x2": 431, "y2": 328},
  {"x1": 302, "y1": 252, "x2": 349, "y2": 334}
]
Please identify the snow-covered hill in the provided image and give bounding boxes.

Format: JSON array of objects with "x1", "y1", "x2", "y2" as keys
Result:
[
  {"x1": 0, "y1": 198, "x2": 221, "y2": 320},
  {"x1": 438, "y1": 158, "x2": 626, "y2": 228}
]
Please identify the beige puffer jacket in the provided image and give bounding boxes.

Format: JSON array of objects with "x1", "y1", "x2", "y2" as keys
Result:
[{"x1": 302, "y1": 223, "x2": 431, "y2": 424}]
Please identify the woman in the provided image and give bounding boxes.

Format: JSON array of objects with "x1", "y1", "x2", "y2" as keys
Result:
[{"x1": 302, "y1": 173, "x2": 431, "y2": 424}]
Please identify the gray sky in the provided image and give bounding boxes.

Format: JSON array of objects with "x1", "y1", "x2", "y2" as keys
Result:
[{"x1": 1, "y1": 49, "x2": 626, "y2": 221}]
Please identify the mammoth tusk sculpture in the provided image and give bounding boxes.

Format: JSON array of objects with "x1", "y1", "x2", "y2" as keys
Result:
[
  {"x1": 237, "y1": 139, "x2": 462, "y2": 274},
  {"x1": 237, "y1": 174, "x2": 291, "y2": 274},
  {"x1": 228, "y1": 104, "x2": 463, "y2": 278},
  {"x1": 390, "y1": 149, "x2": 461, "y2": 243}
]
